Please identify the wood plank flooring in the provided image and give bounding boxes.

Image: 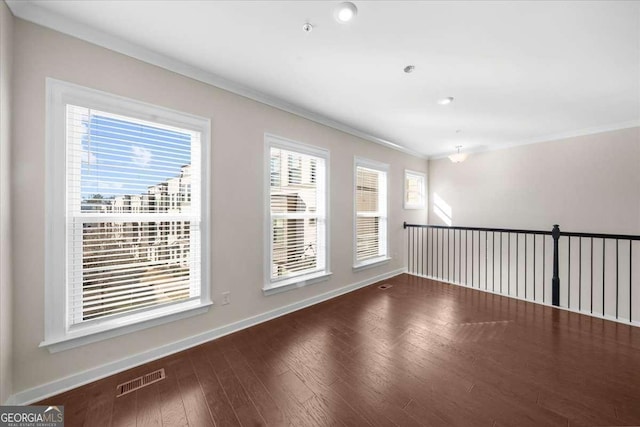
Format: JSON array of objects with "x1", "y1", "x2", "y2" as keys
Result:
[{"x1": 37, "y1": 274, "x2": 640, "y2": 426}]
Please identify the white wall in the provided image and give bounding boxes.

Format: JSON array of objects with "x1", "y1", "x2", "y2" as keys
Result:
[
  {"x1": 427, "y1": 128, "x2": 640, "y2": 323},
  {"x1": 10, "y1": 18, "x2": 428, "y2": 399},
  {"x1": 428, "y1": 127, "x2": 640, "y2": 234},
  {"x1": 0, "y1": 0, "x2": 13, "y2": 405}
]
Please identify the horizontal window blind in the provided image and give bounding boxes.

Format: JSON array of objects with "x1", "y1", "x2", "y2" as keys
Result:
[
  {"x1": 355, "y1": 164, "x2": 387, "y2": 263},
  {"x1": 66, "y1": 105, "x2": 201, "y2": 325},
  {"x1": 356, "y1": 216, "x2": 380, "y2": 260},
  {"x1": 269, "y1": 146, "x2": 326, "y2": 281}
]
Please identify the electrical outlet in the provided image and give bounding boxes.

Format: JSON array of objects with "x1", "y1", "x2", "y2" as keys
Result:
[{"x1": 222, "y1": 291, "x2": 231, "y2": 305}]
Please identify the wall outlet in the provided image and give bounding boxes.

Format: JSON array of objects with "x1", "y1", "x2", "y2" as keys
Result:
[{"x1": 222, "y1": 291, "x2": 231, "y2": 305}]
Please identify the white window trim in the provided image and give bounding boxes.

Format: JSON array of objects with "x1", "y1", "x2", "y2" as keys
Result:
[
  {"x1": 42, "y1": 78, "x2": 212, "y2": 353},
  {"x1": 404, "y1": 169, "x2": 427, "y2": 210},
  {"x1": 263, "y1": 133, "x2": 331, "y2": 295},
  {"x1": 353, "y1": 157, "x2": 390, "y2": 269}
]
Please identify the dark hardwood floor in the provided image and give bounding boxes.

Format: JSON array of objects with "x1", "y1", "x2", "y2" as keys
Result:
[{"x1": 38, "y1": 274, "x2": 640, "y2": 426}]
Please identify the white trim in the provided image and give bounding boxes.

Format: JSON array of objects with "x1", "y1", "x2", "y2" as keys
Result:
[
  {"x1": 44, "y1": 79, "x2": 212, "y2": 351},
  {"x1": 353, "y1": 156, "x2": 390, "y2": 173},
  {"x1": 264, "y1": 134, "x2": 330, "y2": 292},
  {"x1": 428, "y1": 120, "x2": 640, "y2": 160},
  {"x1": 6, "y1": 0, "x2": 425, "y2": 160},
  {"x1": 5, "y1": 268, "x2": 406, "y2": 406},
  {"x1": 352, "y1": 257, "x2": 391, "y2": 272},
  {"x1": 41, "y1": 301, "x2": 212, "y2": 353},
  {"x1": 44, "y1": 79, "x2": 67, "y2": 345},
  {"x1": 263, "y1": 272, "x2": 332, "y2": 296},
  {"x1": 403, "y1": 169, "x2": 426, "y2": 210},
  {"x1": 47, "y1": 79, "x2": 211, "y2": 130},
  {"x1": 7, "y1": 1, "x2": 636, "y2": 161},
  {"x1": 353, "y1": 157, "x2": 390, "y2": 269}
]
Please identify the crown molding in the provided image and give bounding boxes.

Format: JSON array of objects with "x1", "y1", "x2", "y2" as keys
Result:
[
  {"x1": 6, "y1": 0, "x2": 427, "y2": 160},
  {"x1": 428, "y1": 119, "x2": 640, "y2": 160},
  {"x1": 8, "y1": 0, "x2": 636, "y2": 162}
]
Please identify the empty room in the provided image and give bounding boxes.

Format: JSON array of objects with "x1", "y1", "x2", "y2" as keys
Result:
[{"x1": 0, "y1": 0, "x2": 639, "y2": 426}]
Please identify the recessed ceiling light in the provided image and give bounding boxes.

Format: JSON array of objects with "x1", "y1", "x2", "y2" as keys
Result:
[
  {"x1": 404, "y1": 65, "x2": 415, "y2": 73},
  {"x1": 302, "y1": 22, "x2": 313, "y2": 33},
  {"x1": 438, "y1": 97, "x2": 454, "y2": 105},
  {"x1": 335, "y1": 2, "x2": 358, "y2": 23}
]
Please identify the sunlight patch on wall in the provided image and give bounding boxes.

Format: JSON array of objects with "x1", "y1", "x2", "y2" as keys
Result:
[{"x1": 433, "y1": 193, "x2": 452, "y2": 226}]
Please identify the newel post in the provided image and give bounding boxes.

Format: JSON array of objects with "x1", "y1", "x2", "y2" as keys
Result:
[{"x1": 552, "y1": 224, "x2": 561, "y2": 306}]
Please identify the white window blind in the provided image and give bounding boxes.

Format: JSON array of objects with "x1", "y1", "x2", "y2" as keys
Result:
[
  {"x1": 355, "y1": 160, "x2": 388, "y2": 265},
  {"x1": 404, "y1": 170, "x2": 426, "y2": 209},
  {"x1": 268, "y1": 138, "x2": 328, "y2": 286},
  {"x1": 66, "y1": 105, "x2": 202, "y2": 325}
]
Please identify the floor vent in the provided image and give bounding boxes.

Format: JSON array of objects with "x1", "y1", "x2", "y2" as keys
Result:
[
  {"x1": 116, "y1": 368, "x2": 165, "y2": 397},
  {"x1": 378, "y1": 284, "x2": 393, "y2": 290}
]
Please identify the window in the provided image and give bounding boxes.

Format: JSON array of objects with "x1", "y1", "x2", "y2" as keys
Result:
[
  {"x1": 270, "y1": 155, "x2": 281, "y2": 187},
  {"x1": 265, "y1": 134, "x2": 329, "y2": 294},
  {"x1": 354, "y1": 157, "x2": 389, "y2": 268},
  {"x1": 287, "y1": 153, "x2": 302, "y2": 185},
  {"x1": 43, "y1": 79, "x2": 211, "y2": 352},
  {"x1": 310, "y1": 159, "x2": 317, "y2": 184},
  {"x1": 404, "y1": 169, "x2": 426, "y2": 209}
]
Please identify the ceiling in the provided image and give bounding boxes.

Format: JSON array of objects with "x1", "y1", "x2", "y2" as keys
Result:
[{"x1": 8, "y1": 0, "x2": 640, "y2": 157}]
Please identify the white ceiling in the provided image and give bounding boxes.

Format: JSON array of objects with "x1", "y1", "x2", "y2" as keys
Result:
[{"x1": 9, "y1": 0, "x2": 640, "y2": 157}]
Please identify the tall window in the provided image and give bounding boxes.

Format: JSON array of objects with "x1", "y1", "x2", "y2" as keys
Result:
[
  {"x1": 266, "y1": 134, "x2": 329, "y2": 293},
  {"x1": 404, "y1": 169, "x2": 426, "y2": 209},
  {"x1": 44, "y1": 80, "x2": 210, "y2": 351},
  {"x1": 287, "y1": 154, "x2": 302, "y2": 185},
  {"x1": 354, "y1": 158, "x2": 389, "y2": 268},
  {"x1": 270, "y1": 156, "x2": 281, "y2": 187}
]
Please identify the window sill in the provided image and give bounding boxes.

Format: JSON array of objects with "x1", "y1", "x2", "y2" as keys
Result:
[
  {"x1": 40, "y1": 299, "x2": 213, "y2": 353},
  {"x1": 353, "y1": 257, "x2": 391, "y2": 272},
  {"x1": 263, "y1": 271, "x2": 332, "y2": 296}
]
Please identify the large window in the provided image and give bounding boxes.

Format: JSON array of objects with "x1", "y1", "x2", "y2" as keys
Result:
[
  {"x1": 404, "y1": 169, "x2": 426, "y2": 209},
  {"x1": 354, "y1": 157, "x2": 389, "y2": 268},
  {"x1": 265, "y1": 134, "x2": 329, "y2": 294},
  {"x1": 44, "y1": 79, "x2": 211, "y2": 351}
]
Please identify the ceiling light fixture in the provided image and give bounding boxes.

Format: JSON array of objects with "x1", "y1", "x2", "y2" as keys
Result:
[
  {"x1": 302, "y1": 22, "x2": 313, "y2": 33},
  {"x1": 448, "y1": 145, "x2": 468, "y2": 163},
  {"x1": 438, "y1": 97, "x2": 454, "y2": 105},
  {"x1": 335, "y1": 2, "x2": 358, "y2": 23},
  {"x1": 404, "y1": 65, "x2": 415, "y2": 73}
]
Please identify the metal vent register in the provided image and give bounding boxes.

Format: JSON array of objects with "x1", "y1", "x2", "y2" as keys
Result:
[{"x1": 116, "y1": 368, "x2": 166, "y2": 397}]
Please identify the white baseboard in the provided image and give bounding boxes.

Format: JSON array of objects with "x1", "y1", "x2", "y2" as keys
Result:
[{"x1": 5, "y1": 268, "x2": 405, "y2": 405}]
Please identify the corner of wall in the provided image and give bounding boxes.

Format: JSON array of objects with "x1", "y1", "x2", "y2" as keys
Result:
[
  {"x1": 0, "y1": 0, "x2": 14, "y2": 404},
  {"x1": 425, "y1": 157, "x2": 432, "y2": 224}
]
